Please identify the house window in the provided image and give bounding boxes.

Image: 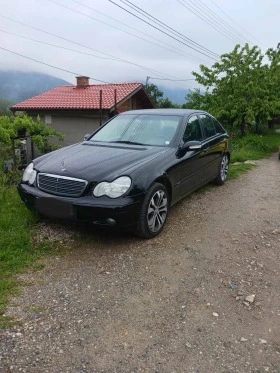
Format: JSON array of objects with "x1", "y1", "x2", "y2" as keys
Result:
[{"x1": 45, "y1": 115, "x2": 52, "y2": 124}]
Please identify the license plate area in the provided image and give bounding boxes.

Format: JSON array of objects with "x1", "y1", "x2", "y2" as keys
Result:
[{"x1": 36, "y1": 197, "x2": 74, "y2": 219}]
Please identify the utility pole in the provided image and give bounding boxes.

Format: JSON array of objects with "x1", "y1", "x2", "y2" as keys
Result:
[{"x1": 145, "y1": 76, "x2": 150, "y2": 87}]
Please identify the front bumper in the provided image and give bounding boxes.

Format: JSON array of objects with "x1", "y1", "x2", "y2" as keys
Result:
[{"x1": 18, "y1": 183, "x2": 144, "y2": 228}]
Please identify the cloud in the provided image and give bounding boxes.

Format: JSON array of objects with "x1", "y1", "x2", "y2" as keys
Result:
[{"x1": 0, "y1": 0, "x2": 279, "y2": 89}]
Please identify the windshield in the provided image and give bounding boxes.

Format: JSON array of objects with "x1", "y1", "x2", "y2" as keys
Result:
[{"x1": 90, "y1": 114, "x2": 181, "y2": 146}]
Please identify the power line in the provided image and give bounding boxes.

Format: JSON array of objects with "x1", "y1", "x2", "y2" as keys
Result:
[
  {"x1": 108, "y1": 0, "x2": 219, "y2": 61},
  {"x1": 46, "y1": 0, "x2": 204, "y2": 64},
  {"x1": 0, "y1": 45, "x2": 199, "y2": 92},
  {"x1": 193, "y1": 0, "x2": 252, "y2": 44},
  {"x1": 177, "y1": 0, "x2": 244, "y2": 44},
  {"x1": 0, "y1": 45, "x2": 110, "y2": 83},
  {"x1": 0, "y1": 29, "x2": 196, "y2": 85},
  {"x1": 110, "y1": 0, "x2": 219, "y2": 59},
  {"x1": 117, "y1": 0, "x2": 219, "y2": 58},
  {"x1": 0, "y1": 14, "x2": 192, "y2": 84},
  {"x1": 48, "y1": 0, "x2": 219, "y2": 61},
  {"x1": 0, "y1": 21, "x2": 199, "y2": 91},
  {"x1": 148, "y1": 77, "x2": 196, "y2": 81},
  {"x1": 66, "y1": 0, "x2": 209, "y2": 64},
  {"x1": 209, "y1": 0, "x2": 268, "y2": 48},
  {"x1": 0, "y1": 29, "x2": 121, "y2": 62}
]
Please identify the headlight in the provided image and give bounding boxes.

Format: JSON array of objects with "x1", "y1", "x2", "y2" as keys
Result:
[
  {"x1": 93, "y1": 176, "x2": 131, "y2": 198},
  {"x1": 22, "y1": 163, "x2": 37, "y2": 185}
]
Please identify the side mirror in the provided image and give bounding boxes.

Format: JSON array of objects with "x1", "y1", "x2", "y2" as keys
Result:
[
  {"x1": 182, "y1": 141, "x2": 202, "y2": 151},
  {"x1": 84, "y1": 134, "x2": 90, "y2": 141},
  {"x1": 177, "y1": 141, "x2": 202, "y2": 157}
]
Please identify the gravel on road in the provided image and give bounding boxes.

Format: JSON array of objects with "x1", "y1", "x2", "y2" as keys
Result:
[{"x1": 0, "y1": 154, "x2": 280, "y2": 373}]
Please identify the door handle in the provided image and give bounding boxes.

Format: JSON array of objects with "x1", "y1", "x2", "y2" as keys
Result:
[{"x1": 203, "y1": 147, "x2": 210, "y2": 153}]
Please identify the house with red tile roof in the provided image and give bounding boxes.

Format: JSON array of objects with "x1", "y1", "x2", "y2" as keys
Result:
[{"x1": 10, "y1": 76, "x2": 154, "y2": 146}]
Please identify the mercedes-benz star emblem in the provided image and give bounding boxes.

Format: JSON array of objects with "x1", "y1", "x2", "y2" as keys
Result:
[{"x1": 61, "y1": 160, "x2": 66, "y2": 171}]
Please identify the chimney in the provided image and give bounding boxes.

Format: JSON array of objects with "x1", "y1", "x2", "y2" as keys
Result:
[{"x1": 76, "y1": 76, "x2": 90, "y2": 88}]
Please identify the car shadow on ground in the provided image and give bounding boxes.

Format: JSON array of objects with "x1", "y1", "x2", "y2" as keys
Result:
[{"x1": 35, "y1": 181, "x2": 214, "y2": 256}]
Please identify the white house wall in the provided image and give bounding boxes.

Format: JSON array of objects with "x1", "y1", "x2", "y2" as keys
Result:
[{"x1": 48, "y1": 115, "x2": 106, "y2": 146}]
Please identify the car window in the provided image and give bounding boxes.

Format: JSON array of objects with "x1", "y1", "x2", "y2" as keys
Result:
[
  {"x1": 91, "y1": 114, "x2": 181, "y2": 146},
  {"x1": 212, "y1": 118, "x2": 225, "y2": 134},
  {"x1": 183, "y1": 115, "x2": 203, "y2": 142},
  {"x1": 199, "y1": 114, "x2": 216, "y2": 138}
]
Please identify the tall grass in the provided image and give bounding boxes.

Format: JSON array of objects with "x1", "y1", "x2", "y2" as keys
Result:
[
  {"x1": 0, "y1": 174, "x2": 41, "y2": 327},
  {"x1": 231, "y1": 132, "x2": 280, "y2": 163}
]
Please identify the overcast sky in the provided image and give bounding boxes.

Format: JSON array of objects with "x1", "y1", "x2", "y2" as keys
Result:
[{"x1": 0, "y1": 0, "x2": 279, "y2": 91}]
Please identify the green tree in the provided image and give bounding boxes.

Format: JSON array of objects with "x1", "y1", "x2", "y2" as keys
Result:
[
  {"x1": 158, "y1": 97, "x2": 181, "y2": 108},
  {"x1": 145, "y1": 83, "x2": 180, "y2": 108},
  {"x1": 264, "y1": 43, "x2": 280, "y2": 129},
  {"x1": 182, "y1": 89, "x2": 212, "y2": 111},
  {"x1": 188, "y1": 44, "x2": 280, "y2": 136},
  {"x1": 145, "y1": 83, "x2": 164, "y2": 107},
  {"x1": 0, "y1": 99, "x2": 13, "y2": 117}
]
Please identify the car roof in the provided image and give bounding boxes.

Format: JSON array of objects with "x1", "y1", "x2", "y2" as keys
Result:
[{"x1": 120, "y1": 109, "x2": 206, "y2": 116}]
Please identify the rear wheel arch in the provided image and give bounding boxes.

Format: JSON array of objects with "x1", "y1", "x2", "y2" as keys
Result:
[
  {"x1": 226, "y1": 151, "x2": 231, "y2": 162},
  {"x1": 214, "y1": 153, "x2": 229, "y2": 185}
]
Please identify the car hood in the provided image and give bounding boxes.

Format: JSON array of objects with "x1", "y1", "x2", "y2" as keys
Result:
[{"x1": 34, "y1": 141, "x2": 170, "y2": 181}]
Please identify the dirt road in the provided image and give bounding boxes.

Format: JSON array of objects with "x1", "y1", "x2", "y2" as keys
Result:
[{"x1": 1, "y1": 155, "x2": 280, "y2": 373}]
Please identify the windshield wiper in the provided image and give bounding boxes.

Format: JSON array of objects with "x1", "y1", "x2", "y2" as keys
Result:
[{"x1": 110, "y1": 140, "x2": 146, "y2": 146}]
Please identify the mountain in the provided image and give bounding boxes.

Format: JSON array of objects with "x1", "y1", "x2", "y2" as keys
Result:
[
  {"x1": 0, "y1": 70, "x2": 188, "y2": 106},
  {"x1": 0, "y1": 71, "x2": 70, "y2": 104}
]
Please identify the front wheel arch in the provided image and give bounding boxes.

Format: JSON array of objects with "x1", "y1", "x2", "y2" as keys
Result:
[{"x1": 154, "y1": 176, "x2": 172, "y2": 204}]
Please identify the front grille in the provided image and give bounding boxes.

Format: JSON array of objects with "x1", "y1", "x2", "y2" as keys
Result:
[{"x1": 37, "y1": 173, "x2": 88, "y2": 197}]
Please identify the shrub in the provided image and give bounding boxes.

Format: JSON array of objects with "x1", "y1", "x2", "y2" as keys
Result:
[
  {"x1": 0, "y1": 114, "x2": 64, "y2": 153},
  {"x1": 233, "y1": 134, "x2": 270, "y2": 151}
]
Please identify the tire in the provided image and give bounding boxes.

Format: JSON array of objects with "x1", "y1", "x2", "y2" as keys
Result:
[
  {"x1": 213, "y1": 154, "x2": 229, "y2": 185},
  {"x1": 136, "y1": 183, "x2": 169, "y2": 239}
]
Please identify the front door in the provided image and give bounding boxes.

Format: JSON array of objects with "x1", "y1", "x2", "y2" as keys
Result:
[{"x1": 176, "y1": 115, "x2": 208, "y2": 197}]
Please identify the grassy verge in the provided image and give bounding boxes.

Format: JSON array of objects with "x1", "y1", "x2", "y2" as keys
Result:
[
  {"x1": 228, "y1": 163, "x2": 254, "y2": 179},
  {"x1": 229, "y1": 132, "x2": 280, "y2": 178},
  {"x1": 231, "y1": 133, "x2": 280, "y2": 162},
  {"x1": 0, "y1": 177, "x2": 52, "y2": 328}
]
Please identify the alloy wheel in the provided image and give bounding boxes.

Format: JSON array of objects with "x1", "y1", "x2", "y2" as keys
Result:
[
  {"x1": 220, "y1": 155, "x2": 229, "y2": 182},
  {"x1": 147, "y1": 190, "x2": 168, "y2": 233}
]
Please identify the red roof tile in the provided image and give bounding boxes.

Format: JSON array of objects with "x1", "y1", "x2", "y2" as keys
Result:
[{"x1": 11, "y1": 83, "x2": 144, "y2": 111}]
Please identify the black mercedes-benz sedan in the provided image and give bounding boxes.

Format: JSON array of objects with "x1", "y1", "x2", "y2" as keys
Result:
[{"x1": 18, "y1": 109, "x2": 230, "y2": 238}]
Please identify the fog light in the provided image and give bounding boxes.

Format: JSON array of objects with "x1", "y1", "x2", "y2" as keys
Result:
[{"x1": 106, "y1": 218, "x2": 116, "y2": 226}]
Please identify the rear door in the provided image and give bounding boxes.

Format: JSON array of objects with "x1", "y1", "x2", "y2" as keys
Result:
[{"x1": 198, "y1": 114, "x2": 228, "y2": 181}]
